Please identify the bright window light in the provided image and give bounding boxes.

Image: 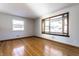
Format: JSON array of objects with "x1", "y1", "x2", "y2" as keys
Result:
[
  {"x1": 12, "y1": 20, "x2": 24, "y2": 31},
  {"x1": 42, "y1": 12, "x2": 69, "y2": 37}
]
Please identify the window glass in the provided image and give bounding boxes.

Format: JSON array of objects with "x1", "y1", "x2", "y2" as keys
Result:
[
  {"x1": 13, "y1": 20, "x2": 24, "y2": 31},
  {"x1": 50, "y1": 16, "x2": 62, "y2": 33},
  {"x1": 42, "y1": 12, "x2": 69, "y2": 37}
]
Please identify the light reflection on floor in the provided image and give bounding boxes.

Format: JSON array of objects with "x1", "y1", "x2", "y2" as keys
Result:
[
  {"x1": 12, "y1": 45, "x2": 64, "y2": 56},
  {"x1": 44, "y1": 45, "x2": 63, "y2": 56},
  {"x1": 12, "y1": 46, "x2": 25, "y2": 56}
]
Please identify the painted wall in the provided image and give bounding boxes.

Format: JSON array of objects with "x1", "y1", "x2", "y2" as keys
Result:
[
  {"x1": 34, "y1": 5, "x2": 79, "y2": 47},
  {"x1": 0, "y1": 13, "x2": 34, "y2": 40}
]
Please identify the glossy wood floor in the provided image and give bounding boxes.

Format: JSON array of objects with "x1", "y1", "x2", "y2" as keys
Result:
[{"x1": 0, "y1": 37, "x2": 79, "y2": 56}]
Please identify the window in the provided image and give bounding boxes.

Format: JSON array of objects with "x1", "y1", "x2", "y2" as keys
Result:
[
  {"x1": 12, "y1": 20, "x2": 24, "y2": 31},
  {"x1": 42, "y1": 12, "x2": 69, "y2": 37}
]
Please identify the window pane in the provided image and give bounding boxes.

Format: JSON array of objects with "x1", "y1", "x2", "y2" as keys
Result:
[
  {"x1": 45, "y1": 26, "x2": 49, "y2": 33},
  {"x1": 45, "y1": 19, "x2": 49, "y2": 26},
  {"x1": 50, "y1": 16, "x2": 62, "y2": 33},
  {"x1": 42, "y1": 21, "x2": 45, "y2": 32},
  {"x1": 64, "y1": 16, "x2": 67, "y2": 33},
  {"x1": 13, "y1": 20, "x2": 24, "y2": 31}
]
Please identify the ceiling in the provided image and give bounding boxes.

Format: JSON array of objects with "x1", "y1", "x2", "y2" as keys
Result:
[{"x1": 0, "y1": 3, "x2": 78, "y2": 19}]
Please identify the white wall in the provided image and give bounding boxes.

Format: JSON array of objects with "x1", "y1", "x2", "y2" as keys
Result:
[
  {"x1": 0, "y1": 13, "x2": 34, "y2": 41},
  {"x1": 34, "y1": 5, "x2": 79, "y2": 47}
]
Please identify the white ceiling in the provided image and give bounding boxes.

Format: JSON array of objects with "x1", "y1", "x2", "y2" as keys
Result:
[{"x1": 0, "y1": 3, "x2": 78, "y2": 19}]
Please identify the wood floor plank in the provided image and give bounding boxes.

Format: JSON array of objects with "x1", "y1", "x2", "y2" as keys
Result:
[
  {"x1": 21, "y1": 39, "x2": 40, "y2": 56},
  {"x1": 0, "y1": 41, "x2": 3, "y2": 56}
]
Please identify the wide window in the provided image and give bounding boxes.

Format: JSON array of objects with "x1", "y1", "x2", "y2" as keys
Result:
[
  {"x1": 42, "y1": 12, "x2": 69, "y2": 37},
  {"x1": 12, "y1": 20, "x2": 24, "y2": 31}
]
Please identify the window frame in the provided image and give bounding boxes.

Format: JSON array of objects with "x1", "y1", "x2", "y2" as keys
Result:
[{"x1": 42, "y1": 12, "x2": 69, "y2": 37}]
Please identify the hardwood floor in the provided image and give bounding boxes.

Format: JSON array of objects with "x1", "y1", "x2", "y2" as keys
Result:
[{"x1": 0, "y1": 36, "x2": 79, "y2": 56}]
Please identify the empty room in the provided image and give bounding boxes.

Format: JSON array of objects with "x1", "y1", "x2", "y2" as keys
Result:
[{"x1": 0, "y1": 3, "x2": 79, "y2": 56}]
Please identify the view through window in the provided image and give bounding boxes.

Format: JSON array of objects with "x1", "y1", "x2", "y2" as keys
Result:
[
  {"x1": 42, "y1": 12, "x2": 69, "y2": 37},
  {"x1": 12, "y1": 20, "x2": 24, "y2": 31}
]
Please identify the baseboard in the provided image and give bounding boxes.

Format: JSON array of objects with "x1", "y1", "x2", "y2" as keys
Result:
[
  {"x1": 34, "y1": 36, "x2": 79, "y2": 48},
  {"x1": 0, "y1": 36, "x2": 34, "y2": 42}
]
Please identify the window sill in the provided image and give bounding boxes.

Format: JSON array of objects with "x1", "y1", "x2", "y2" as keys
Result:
[{"x1": 42, "y1": 32, "x2": 69, "y2": 37}]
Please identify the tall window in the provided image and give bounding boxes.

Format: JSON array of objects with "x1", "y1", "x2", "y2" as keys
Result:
[
  {"x1": 42, "y1": 12, "x2": 69, "y2": 37},
  {"x1": 12, "y1": 20, "x2": 24, "y2": 31}
]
